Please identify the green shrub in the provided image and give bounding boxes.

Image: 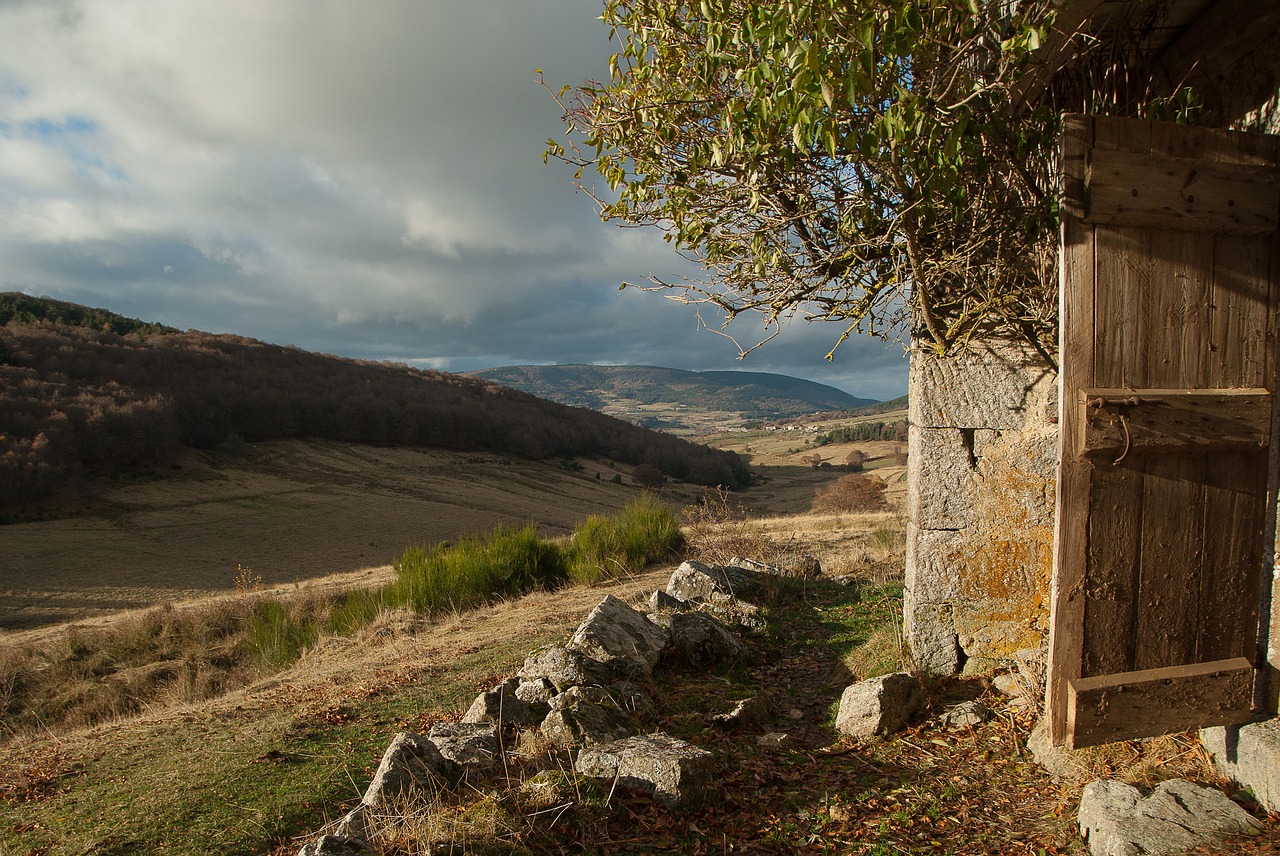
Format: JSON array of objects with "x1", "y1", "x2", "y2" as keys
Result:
[
  {"x1": 247, "y1": 599, "x2": 318, "y2": 672},
  {"x1": 325, "y1": 588, "x2": 385, "y2": 636},
  {"x1": 567, "y1": 496, "x2": 684, "y2": 585},
  {"x1": 386, "y1": 524, "x2": 569, "y2": 615}
]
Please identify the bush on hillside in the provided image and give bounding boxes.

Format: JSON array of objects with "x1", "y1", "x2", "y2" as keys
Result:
[
  {"x1": 567, "y1": 495, "x2": 684, "y2": 585},
  {"x1": 812, "y1": 474, "x2": 888, "y2": 514}
]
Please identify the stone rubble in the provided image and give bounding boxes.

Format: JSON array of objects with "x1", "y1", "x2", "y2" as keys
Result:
[
  {"x1": 1078, "y1": 778, "x2": 1263, "y2": 856},
  {"x1": 295, "y1": 560, "x2": 780, "y2": 855}
]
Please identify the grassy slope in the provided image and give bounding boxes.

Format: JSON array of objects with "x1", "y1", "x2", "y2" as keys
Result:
[{"x1": 1, "y1": 439, "x2": 696, "y2": 631}]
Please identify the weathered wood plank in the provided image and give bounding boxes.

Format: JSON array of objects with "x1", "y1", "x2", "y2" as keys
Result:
[
  {"x1": 1209, "y1": 233, "x2": 1273, "y2": 389},
  {"x1": 1082, "y1": 460, "x2": 1142, "y2": 676},
  {"x1": 1078, "y1": 389, "x2": 1272, "y2": 457},
  {"x1": 1066, "y1": 657, "x2": 1255, "y2": 749},
  {"x1": 1086, "y1": 150, "x2": 1280, "y2": 234},
  {"x1": 1198, "y1": 451, "x2": 1267, "y2": 662},
  {"x1": 1135, "y1": 454, "x2": 1203, "y2": 671},
  {"x1": 1048, "y1": 114, "x2": 1095, "y2": 746}
]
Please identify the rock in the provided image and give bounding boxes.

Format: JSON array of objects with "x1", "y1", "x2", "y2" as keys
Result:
[
  {"x1": 1078, "y1": 779, "x2": 1263, "y2": 856},
  {"x1": 834, "y1": 673, "x2": 925, "y2": 740},
  {"x1": 428, "y1": 722, "x2": 501, "y2": 771},
  {"x1": 940, "y1": 700, "x2": 991, "y2": 729},
  {"x1": 299, "y1": 834, "x2": 378, "y2": 856},
  {"x1": 541, "y1": 685, "x2": 638, "y2": 746},
  {"x1": 519, "y1": 644, "x2": 615, "y2": 691},
  {"x1": 707, "y1": 599, "x2": 767, "y2": 633},
  {"x1": 666, "y1": 561, "x2": 759, "y2": 603},
  {"x1": 1202, "y1": 719, "x2": 1280, "y2": 813},
  {"x1": 668, "y1": 610, "x2": 744, "y2": 668},
  {"x1": 362, "y1": 732, "x2": 460, "y2": 806},
  {"x1": 1027, "y1": 718, "x2": 1081, "y2": 782},
  {"x1": 575, "y1": 733, "x2": 714, "y2": 808},
  {"x1": 567, "y1": 595, "x2": 670, "y2": 677},
  {"x1": 462, "y1": 677, "x2": 548, "y2": 728},
  {"x1": 756, "y1": 732, "x2": 794, "y2": 749},
  {"x1": 711, "y1": 695, "x2": 772, "y2": 730},
  {"x1": 515, "y1": 677, "x2": 557, "y2": 705},
  {"x1": 648, "y1": 589, "x2": 688, "y2": 613},
  {"x1": 333, "y1": 803, "x2": 372, "y2": 841}
]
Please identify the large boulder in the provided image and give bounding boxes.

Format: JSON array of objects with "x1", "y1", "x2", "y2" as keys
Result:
[
  {"x1": 567, "y1": 595, "x2": 670, "y2": 677},
  {"x1": 834, "y1": 673, "x2": 924, "y2": 740},
  {"x1": 362, "y1": 732, "x2": 460, "y2": 806},
  {"x1": 1078, "y1": 779, "x2": 1263, "y2": 856},
  {"x1": 575, "y1": 733, "x2": 714, "y2": 808}
]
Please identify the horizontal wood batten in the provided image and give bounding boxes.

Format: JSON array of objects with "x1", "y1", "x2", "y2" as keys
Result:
[
  {"x1": 1083, "y1": 149, "x2": 1279, "y2": 233},
  {"x1": 1067, "y1": 657, "x2": 1254, "y2": 749}
]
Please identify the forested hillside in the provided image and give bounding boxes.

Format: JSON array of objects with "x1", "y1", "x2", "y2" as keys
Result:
[{"x1": 0, "y1": 294, "x2": 749, "y2": 505}]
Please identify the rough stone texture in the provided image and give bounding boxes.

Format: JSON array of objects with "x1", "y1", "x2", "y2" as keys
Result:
[
  {"x1": 648, "y1": 588, "x2": 688, "y2": 613},
  {"x1": 1027, "y1": 719, "x2": 1083, "y2": 782},
  {"x1": 299, "y1": 834, "x2": 378, "y2": 856},
  {"x1": 728, "y1": 555, "x2": 821, "y2": 579},
  {"x1": 1078, "y1": 779, "x2": 1263, "y2": 856},
  {"x1": 668, "y1": 610, "x2": 744, "y2": 668},
  {"x1": 428, "y1": 722, "x2": 501, "y2": 771},
  {"x1": 905, "y1": 339, "x2": 1058, "y2": 676},
  {"x1": 1202, "y1": 719, "x2": 1280, "y2": 813},
  {"x1": 362, "y1": 732, "x2": 459, "y2": 806},
  {"x1": 756, "y1": 732, "x2": 795, "y2": 749},
  {"x1": 940, "y1": 700, "x2": 991, "y2": 729},
  {"x1": 665, "y1": 561, "x2": 760, "y2": 603},
  {"x1": 519, "y1": 644, "x2": 615, "y2": 691},
  {"x1": 568, "y1": 595, "x2": 670, "y2": 677},
  {"x1": 462, "y1": 677, "x2": 548, "y2": 728},
  {"x1": 834, "y1": 673, "x2": 925, "y2": 740},
  {"x1": 907, "y1": 428, "x2": 980, "y2": 529},
  {"x1": 903, "y1": 601, "x2": 960, "y2": 675},
  {"x1": 575, "y1": 733, "x2": 714, "y2": 808},
  {"x1": 515, "y1": 677, "x2": 557, "y2": 705},
  {"x1": 541, "y1": 685, "x2": 638, "y2": 746},
  {"x1": 910, "y1": 339, "x2": 1058, "y2": 430}
]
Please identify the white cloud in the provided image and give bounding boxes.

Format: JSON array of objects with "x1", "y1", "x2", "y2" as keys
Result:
[{"x1": 0, "y1": 0, "x2": 907, "y2": 400}]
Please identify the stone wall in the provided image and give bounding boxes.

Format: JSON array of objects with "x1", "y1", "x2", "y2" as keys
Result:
[{"x1": 904, "y1": 339, "x2": 1059, "y2": 675}]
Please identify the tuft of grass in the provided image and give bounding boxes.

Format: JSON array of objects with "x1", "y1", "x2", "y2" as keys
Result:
[
  {"x1": 566, "y1": 495, "x2": 684, "y2": 585},
  {"x1": 386, "y1": 523, "x2": 569, "y2": 615},
  {"x1": 247, "y1": 599, "x2": 319, "y2": 672}
]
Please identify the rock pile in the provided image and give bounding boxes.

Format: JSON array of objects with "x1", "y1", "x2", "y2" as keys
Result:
[{"x1": 296, "y1": 559, "x2": 774, "y2": 856}]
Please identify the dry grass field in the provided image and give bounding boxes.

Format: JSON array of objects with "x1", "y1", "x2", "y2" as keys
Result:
[
  {"x1": 0, "y1": 433, "x2": 903, "y2": 634},
  {"x1": 0, "y1": 440, "x2": 698, "y2": 632}
]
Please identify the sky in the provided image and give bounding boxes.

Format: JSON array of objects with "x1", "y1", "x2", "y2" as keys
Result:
[{"x1": 0, "y1": 0, "x2": 909, "y2": 401}]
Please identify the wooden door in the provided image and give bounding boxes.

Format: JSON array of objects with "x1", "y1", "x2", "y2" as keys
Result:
[{"x1": 1047, "y1": 114, "x2": 1280, "y2": 749}]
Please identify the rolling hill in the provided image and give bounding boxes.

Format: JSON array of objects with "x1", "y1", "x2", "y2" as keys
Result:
[
  {"x1": 0, "y1": 294, "x2": 749, "y2": 508},
  {"x1": 468, "y1": 364, "x2": 879, "y2": 429}
]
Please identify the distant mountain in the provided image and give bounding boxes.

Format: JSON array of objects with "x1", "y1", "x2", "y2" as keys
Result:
[
  {"x1": 0, "y1": 295, "x2": 749, "y2": 506},
  {"x1": 468, "y1": 364, "x2": 878, "y2": 427}
]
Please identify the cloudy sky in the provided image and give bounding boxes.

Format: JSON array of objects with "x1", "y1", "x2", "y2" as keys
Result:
[{"x1": 0, "y1": 0, "x2": 908, "y2": 400}]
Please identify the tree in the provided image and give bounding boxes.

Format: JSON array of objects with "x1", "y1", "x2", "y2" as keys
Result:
[
  {"x1": 845, "y1": 449, "x2": 866, "y2": 471},
  {"x1": 547, "y1": 1, "x2": 1197, "y2": 360}
]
